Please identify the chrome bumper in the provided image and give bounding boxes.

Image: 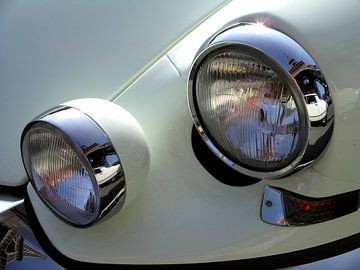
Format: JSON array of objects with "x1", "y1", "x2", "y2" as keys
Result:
[
  {"x1": 0, "y1": 194, "x2": 63, "y2": 270},
  {"x1": 2, "y1": 188, "x2": 360, "y2": 269}
]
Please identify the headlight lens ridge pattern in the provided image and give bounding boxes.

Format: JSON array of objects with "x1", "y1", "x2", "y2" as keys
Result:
[
  {"x1": 28, "y1": 127, "x2": 99, "y2": 225},
  {"x1": 21, "y1": 106, "x2": 126, "y2": 227},
  {"x1": 195, "y1": 49, "x2": 300, "y2": 171}
]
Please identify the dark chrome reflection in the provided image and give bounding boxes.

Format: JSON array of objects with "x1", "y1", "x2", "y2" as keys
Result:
[
  {"x1": 291, "y1": 60, "x2": 333, "y2": 126},
  {"x1": 21, "y1": 106, "x2": 125, "y2": 226},
  {"x1": 188, "y1": 23, "x2": 334, "y2": 179},
  {"x1": 0, "y1": 208, "x2": 64, "y2": 269}
]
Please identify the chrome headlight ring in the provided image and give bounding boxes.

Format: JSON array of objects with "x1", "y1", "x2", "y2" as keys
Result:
[
  {"x1": 21, "y1": 105, "x2": 126, "y2": 227},
  {"x1": 188, "y1": 23, "x2": 334, "y2": 179}
]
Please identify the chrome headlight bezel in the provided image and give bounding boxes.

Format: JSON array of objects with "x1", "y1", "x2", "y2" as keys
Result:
[
  {"x1": 21, "y1": 105, "x2": 126, "y2": 227},
  {"x1": 188, "y1": 23, "x2": 334, "y2": 179}
]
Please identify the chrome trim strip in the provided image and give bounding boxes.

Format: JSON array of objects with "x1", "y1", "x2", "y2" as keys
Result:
[
  {"x1": 21, "y1": 106, "x2": 126, "y2": 226},
  {"x1": 188, "y1": 23, "x2": 334, "y2": 179},
  {"x1": 261, "y1": 186, "x2": 359, "y2": 226}
]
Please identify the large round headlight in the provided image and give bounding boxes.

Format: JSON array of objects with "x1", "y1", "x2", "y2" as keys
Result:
[
  {"x1": 188, "y1": 23, "x2": 333, "y2": 179},
  {"x1": 21, "y1": 99, "x2": 149, "y2": 226},
  {"x1": 195, "y1": 48, "x2": 302, "y2": 171}
]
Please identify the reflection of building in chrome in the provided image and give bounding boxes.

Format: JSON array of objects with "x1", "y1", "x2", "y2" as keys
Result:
[
  {"x1": 287, "y1": 55, "x2": 330, "y2": 99},
  {"x1": 286, "y1": 55, "x2": 331, "y2": 125},
  {"x1": 81, "y1": 142, "x2": 123, "y2": 186},
  {"x1": 0, "y1": 228, "x2": 45, "y2": 269},
  {"x1": 286, "y1": 55, "x2": 317, "y2": 77},
  {"x1": 82, "y1": 142, "x2": 119, "y2": 167}
]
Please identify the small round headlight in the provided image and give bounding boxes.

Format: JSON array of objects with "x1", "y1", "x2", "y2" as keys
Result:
[
  {"x1": 188, "y1": 23, "x2": 333, "y2": 179},
  {"x1": 21, "y1": 99, "x2": 149, "y2": 227},
  {"x1": 25, "y1": 124, "x2": 103, "y2": 226}
]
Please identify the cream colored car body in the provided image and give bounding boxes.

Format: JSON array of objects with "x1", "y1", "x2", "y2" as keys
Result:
[{"x1": 2, "y1": 0, "x2": 360, "y2": 265}]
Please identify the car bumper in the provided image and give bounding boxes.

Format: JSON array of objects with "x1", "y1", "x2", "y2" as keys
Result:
[{"x1": 2, "y1": 194, "x2": 360, "y2": 270}]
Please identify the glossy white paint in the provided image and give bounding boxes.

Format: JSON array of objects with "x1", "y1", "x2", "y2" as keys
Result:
[
  {"x1": 29, "y1": 54, "x2": 360, "y2": 264},
  {"x1": 0, "y1": 0, "x2": 227, "y2": 186},
  {"x1": 168, "y1": 0, "x2": 360, "y2": 184},
  {"x1": 64, "y1": 99, "x2": 150, "y2": 207},
  {"x1": 18, "y1": 0, "x2": 360, "y2": 265}
]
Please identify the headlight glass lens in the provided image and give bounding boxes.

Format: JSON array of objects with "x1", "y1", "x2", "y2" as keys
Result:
[
  {"x1": 195, "y1": 49, "x2": 300, "y2": 171},
  {"x1": 28, "y1": 127, "x2": 99, "y2": 226}
]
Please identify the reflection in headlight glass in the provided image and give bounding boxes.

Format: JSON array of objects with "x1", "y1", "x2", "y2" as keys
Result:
[
  {"x1": 195, "y1": 50, "x2": 300, "y2": 171},
  {"x1": 28, "y1": 128, "x2": 99, "y2": 225}
]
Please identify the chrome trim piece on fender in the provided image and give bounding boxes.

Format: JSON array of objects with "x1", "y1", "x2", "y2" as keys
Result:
[
  {"x1": 261, "y1": 186, "x2": 359, "y2": 226},
  {"x1": 188, "y1": 23, "x2": 334, "y2": 179},
  {"x1": 21, "y1": 106, "x2": 126, "y2": 226},
  {"x1": 261, "y1": 186, "x2": 287, "y2": 226}
]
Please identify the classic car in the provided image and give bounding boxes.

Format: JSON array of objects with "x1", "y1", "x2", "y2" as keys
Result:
[{"x1": 1, "y1": 0, "x2": 360, "y2": 269}]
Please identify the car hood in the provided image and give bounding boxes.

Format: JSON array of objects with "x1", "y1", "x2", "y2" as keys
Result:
[{"x1": 0, "y1": 0, "x2": 228, "y2": 186}]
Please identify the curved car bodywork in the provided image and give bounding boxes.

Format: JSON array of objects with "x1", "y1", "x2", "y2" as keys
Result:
[{"x1": 1, "y1": 0, "x2": 360, "y2": 268}]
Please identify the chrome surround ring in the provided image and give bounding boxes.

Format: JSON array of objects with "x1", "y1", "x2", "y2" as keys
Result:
[
  {"x1": 21, "y1": 105, "x2": 126, "y2": 227},
  {"x1": 188, "y1": 23, "x2": 334, "y2": 179}
]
